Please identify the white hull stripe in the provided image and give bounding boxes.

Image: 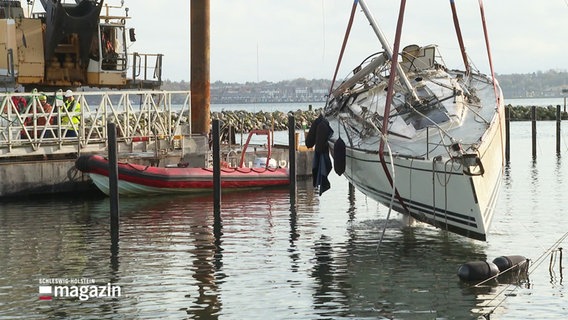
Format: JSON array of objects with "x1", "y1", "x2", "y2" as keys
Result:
[{"x1": 354, "y1": 180, "x2": 478, "y2": 227}]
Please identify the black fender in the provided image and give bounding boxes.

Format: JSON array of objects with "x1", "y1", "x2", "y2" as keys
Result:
[{"x1": 333, "y1": 137, "x2": 346, "y2": 176}]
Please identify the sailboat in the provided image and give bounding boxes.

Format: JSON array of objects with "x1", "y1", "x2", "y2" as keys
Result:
[{"x1": 320, "y1": 0, "x2": 505, "y2": 241}]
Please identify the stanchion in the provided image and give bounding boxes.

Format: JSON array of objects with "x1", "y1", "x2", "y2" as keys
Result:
[{"x1": 288, "y1": 115, "x2": 296, "y2": 205}]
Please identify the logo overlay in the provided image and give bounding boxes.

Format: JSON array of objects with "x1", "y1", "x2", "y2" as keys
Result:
[{"x1": 38, "y1": 278, "x2": 121, "y2": 301}]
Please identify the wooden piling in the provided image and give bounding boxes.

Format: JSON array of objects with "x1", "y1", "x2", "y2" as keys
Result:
[
  {"x1": 563, "y1": 89, "x2": 568, "y2": 113},
  {"x1": 212, "y1": 119, "x2": 221, "y2": 220},
  {"x1": 426, "y1": 127, "x2": 430, "y2": 160},
  {"x1": 108, "y1": 122, "x2": 119, "y2": 245},
  {"x1": 288, "y1": 115, "x2": 296, "y2": 205},
  {"x1": 557, "y1": 105, "x2": 561, "y2": 155},
  {"x1": 190, "y1": 0, "x2": 211, "y2": 134},
  {"x1": 531, "y1": 106, "x2": 537, "y2": 159}
]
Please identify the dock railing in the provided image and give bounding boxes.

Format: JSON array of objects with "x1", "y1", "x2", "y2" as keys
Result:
[{"x1": 0, "y1": 90, "x2": 191, "y2": 158}]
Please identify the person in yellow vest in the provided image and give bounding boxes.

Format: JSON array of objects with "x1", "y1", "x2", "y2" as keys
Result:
[{"x1": 61, "y1": 89, "x2": 80, "y2": 137}]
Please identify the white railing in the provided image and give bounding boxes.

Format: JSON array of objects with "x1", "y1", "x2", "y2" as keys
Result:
[{"x1": 0, "y1": 90, "x2": 191, "y2": 157}]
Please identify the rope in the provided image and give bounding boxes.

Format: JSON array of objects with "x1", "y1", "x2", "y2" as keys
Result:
[
  {"x1": 370, "y1": 122, "x2": 396, "y2": 252},
  {"x1": 477, "y1": 232, "x2": 568, "y2": 317},
  {"x1": 528, "y1": 232, "x2": 568, "y2": 277}
]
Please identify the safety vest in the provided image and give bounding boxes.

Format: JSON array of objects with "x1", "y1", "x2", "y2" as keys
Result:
[{"x1": 61, "y1": 99, "x2": 81, "y2": 126}]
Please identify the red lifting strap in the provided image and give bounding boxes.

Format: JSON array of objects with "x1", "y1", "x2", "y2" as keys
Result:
[{"x1": 329, "y1": 0, "x2": 359, "y2": 96}]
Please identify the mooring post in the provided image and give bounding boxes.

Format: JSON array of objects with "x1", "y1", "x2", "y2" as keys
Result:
[
  {"x1": 426, "y1": 127, "x2": 430, "y2": 160},
  {"x1": 559, "y1": 247, "x2": 563, "y2": 272},
  {"x1": 212, "y1": 119, "x2": 221, "y2": 221},
  {"x1": 563, "y1": 89, "x2": 568, "y2": 113},
  {"x1": 505, "y1": 105, "x2": 510, "y2": 163},
  {"x1": 190, "y1": 0, "x2": 211, "y2": 135},
  {"x1": 557, "y1": 105, "x2": 561, "y2": 155},
  {"x1": 531, "y1": 106, "x2": 537, "y2": 159},
  {"x1": 288, "y1": 115, "x2": 296, "y2": 205},
  {"x1": 108, "y1": 122, "x2": 119, "y2": 245}
]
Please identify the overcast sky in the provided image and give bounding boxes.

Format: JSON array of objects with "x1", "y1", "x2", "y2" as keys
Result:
[{"x1": 36, "y1": 1, "x2": 568, "y2": 82}]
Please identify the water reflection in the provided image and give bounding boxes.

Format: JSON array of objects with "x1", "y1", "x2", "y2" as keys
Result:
[
  {"x1": 1, "y1": 145, "x2": 561, "y2": 319},
  {"x1": 340, "y1": 224, "x2": 491, "y2": 318},
  {"x1": 186, "y1": 209, "x2": 222, "y2": 319},
  {"x1": 310, "y1": 234, "x2": 350, "y2": 317},
  {"x1": 347, "y1": 182, "x2": 356, "y2": 222}
]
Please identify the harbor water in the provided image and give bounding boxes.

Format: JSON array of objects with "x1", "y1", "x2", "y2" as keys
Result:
[{"x1": 1, "y1": 101, "x2": 568, "y2": 319}]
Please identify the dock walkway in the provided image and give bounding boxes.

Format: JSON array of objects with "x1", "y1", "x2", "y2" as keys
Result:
[
  {"x1": 0, "y1": 90, "x2": 192, "y2": 159},
  {"x1": 0, "y1": 90, "x2": 200, "y2": 197},
  {"x1": 0, "y1": 90, "x2": 313, "y2": 198}
]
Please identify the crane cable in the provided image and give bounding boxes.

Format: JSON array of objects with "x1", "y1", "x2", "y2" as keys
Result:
[{"x1": 328, "y1": 0, "x2": 359, "y2": 96}]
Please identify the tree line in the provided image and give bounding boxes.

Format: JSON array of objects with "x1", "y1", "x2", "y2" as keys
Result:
[{"x1": 160, "y1": 69, "x2": 568, "y2": 102}]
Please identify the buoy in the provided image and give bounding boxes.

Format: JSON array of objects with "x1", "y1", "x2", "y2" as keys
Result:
[
  {"x1": 492, "y1": 255, "x2": 528, "y2": 272},
  {"x1": 333, "y1": 137, "x2": 346, "y2": 176},
  {"x1": 457, "y1": 261, "x2": 499, "y2": 282}
]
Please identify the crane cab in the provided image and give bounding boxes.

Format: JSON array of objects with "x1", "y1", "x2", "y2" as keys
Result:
[{"x1": 0, "y1": 0, "x2": 162, "y2": 91}]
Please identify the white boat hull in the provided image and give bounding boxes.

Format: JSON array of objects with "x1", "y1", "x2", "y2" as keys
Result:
[
  {"x1": 333, "y1": 110, "x2": 504, "y2": 240},
  {"x1": 88, "y1": 173, "x2": 214, "y2": 196},
  {"x1": 325, "y1": 69, "x2": 505, "y2": 241},
  {"x1": 318, "y1": 0, "x2": 506, "y2": 241}
]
